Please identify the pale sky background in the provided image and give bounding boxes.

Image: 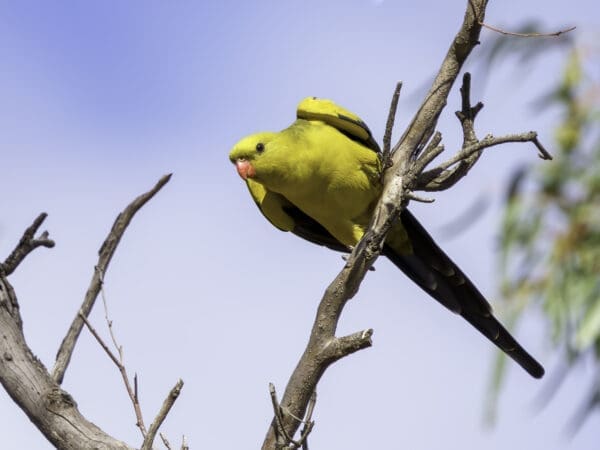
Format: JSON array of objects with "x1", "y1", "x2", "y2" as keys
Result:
[{"x1": 1, "y1": 1, "x2": 599, "y2": 449}]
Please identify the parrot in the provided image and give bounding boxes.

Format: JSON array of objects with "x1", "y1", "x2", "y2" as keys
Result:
[{"x1": 228, "y1": 97, "x2": 544, "y2": 379}]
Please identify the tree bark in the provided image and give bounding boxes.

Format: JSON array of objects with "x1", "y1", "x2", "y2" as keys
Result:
[{"x1": 0, "y1": 275, "x2": 133, "y2": 450}]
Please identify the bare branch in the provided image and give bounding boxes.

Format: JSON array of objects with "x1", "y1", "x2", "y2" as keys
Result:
[
  {"x1": 159, "y1": 432, "x2": 188, "y2": 450},
  {"x1": 411, "y1": 132, "x2": 444, "y2": 175},
  {"x1": 160, "y1": 433, "x2": 173, "y2": 450},
  {"x1": 141, "y1": 379, "x2": 184, "y2": 450},
  {"x1": 418, "y1": 132, "x2": 551, "y2": 191},
  {"x1": 269, "y1": 383, "x2": 292, "y2": 447},
  {"x1": 269, "y1": 383, "x2": 316, "y2": 449},
  {"x1": 322, "y1": 329, "x2": 374, "y2": 361},
  {"x1": 79, "y1": 312, "x2": 148, "y2": 436},
  {"x1": 406, "y1": 191, "x2": 436, "y2": 203},
  {"x1": 480, "y1": 21, "x2": 576, "y2": 38},
  {"x1": 0, "y1": 274, "x2": 134, "y2": 449},
  {"x1": 1, "y1": 213, "x2": 55, "y2": 276},
  {"x1": 99, "y1": 267, "x2": 125, "y2": 356},
  {"x1": 456, "y1": 72, "x2": 484, "y2": 146},
  {"x1": 300, "y1": 391, "x2": 317, "y2": 450},
  {"x1": 52, "y1": 174, "x2": 172, "y2": 385},
  {"x1": 381, "y1": 81, "x2": 403, "y2": 173},
  {"x1": 79, "y1": 312, "x2": 121, "y2": 367},
  {"x1": 80, "y1": 277, "x2": 177, "y2": 441},
  {"x1": 412, "y1": 72, "x2": 549, "y2": 192},
  {"x1": 0, "y1": 174, "x2": 179, "y2": 449}
]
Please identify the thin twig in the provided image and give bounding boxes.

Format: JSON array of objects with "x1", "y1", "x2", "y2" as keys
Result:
[
  {"x1": 381, "y1": 82, "x2": 403, "y2": 175},
  {"x1": 445, "y1": 132, "x2": 550, "y2": 169},
  {"x1": 52, "y1": 174, "x2": 172, "y2": 385},
  {"x1": 1, "y1": 213, "x2": 55, "y2": 276},
  {"x1": 93, "y1": 277, "x2": 150, "y2": 436},
  {"x1": 414, "y1": 72, "x2": 485, "y2": 192},
  {"x1": 412, "y1": 132, "x2": 444, "y2": 174},
  {"x1": 79, "y1": 312, "x2": 148, "y2": 436},
  {"x1": 269, "y1": 383, "x2": 316, "y2": 449},
  {"x1": 532, "y1": 135, "x2": 553, "y2": 160},
  {"x1": 480, "y1": 21, "x2": 576, "y2": 38},
  {"x1": 455, "y1": 72, "x2": 484, "y2": 146},
  {"x1": 418, "y1": 132, "x2": 552, "y2": 191},
  {"x1": 299, "y1": 391, "x2": 317, "y2": 450},
  {"x1": 160, "y1": 433, "x2": 173, "y2": 450},
  {"x1": 79, "y1": 312, "x2": 120, "y2": 367},
  {"x1": 269, "y1": 383, "x2": 293, "y2": 446},
  {"x1": 141, "y1": 379, "x2": 184, "y2": 450},
  {"x1": 98, "y1": 266, "x2": 124, "y2": 356}
]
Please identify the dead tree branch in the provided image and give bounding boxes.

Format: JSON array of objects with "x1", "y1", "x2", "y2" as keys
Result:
[
  {"x1": 141, "y1": 379, "x2": 184, "y2": 450},
  {"x1": 269, "y1": 384, "x2": 316, "y2": 450},
  {"x1": 0, "y1": 241, "x2": 134, "y2": 449},
  {"x1": 79, "y1": 312, "x2": 148, "y2": 436},
  {"x1": 52, "y1": 173, "x2": 172, "y2": 384},
  {"x1": 479, "y1": 21, "x2": 576, "y2": 37},
  {"x1": 0, "y1": 213, "x2": 55, "y2": 276},
  {"x1": 381, "y1": 81, "x2": 403, "y2": 172},
  {"x1": 262, "y1": 0, "x2": 551, "y2": 447},
  {"x1": 0, "y1": 175, "x2": 175, "y2": 449},
  {"x1": 413, "y1": 72, "x2": 551, "y2": 191}
]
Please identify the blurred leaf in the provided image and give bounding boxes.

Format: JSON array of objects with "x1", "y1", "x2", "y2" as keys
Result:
[
  {"x1": 437, "y1": 191, "x2": 491, "y2": 240},
  {"x1": 490, "y1": 40, "x2": 600, "y2": 429},
  {"x1": 575, "y1": 292, "x2": 600, "y2": 349},
  {"x1": 563, "y1": 51, "x2": 582, "y2": 88},
  {"x1": 505, "y1": 165, "x2": 530, "y2": 201}
]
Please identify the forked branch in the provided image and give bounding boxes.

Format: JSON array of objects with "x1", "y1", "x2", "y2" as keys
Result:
[
  {"x1": 414, "y1": 72, "x2": 552, "y2": 191},
  {"x1": 1, "y1": 213, "x2": 55, "y2": 277},
  {"x1": 53, "y1": 173, "x2": 172, "y2": 384},
  {"x1": 0, "y1": 174, "x2": 178, "y2": 450}
]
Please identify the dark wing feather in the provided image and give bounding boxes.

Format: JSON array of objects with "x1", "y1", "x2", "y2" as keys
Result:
[
  {"x1": 383, "y1": 209, "x2": 544, "y2": 378},
  {"x1": 284, "y1": 205, "x2": 349, "y2": 253}
]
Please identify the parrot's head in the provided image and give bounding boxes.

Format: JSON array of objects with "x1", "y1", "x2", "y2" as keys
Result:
[{"x1": 229, "y1": 132, "x2": 278, "y2": 181}]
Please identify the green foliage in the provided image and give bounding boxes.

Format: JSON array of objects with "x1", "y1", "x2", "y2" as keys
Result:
[{"x1": 493, "y1": 46, "x2": 600, "y2": 423}]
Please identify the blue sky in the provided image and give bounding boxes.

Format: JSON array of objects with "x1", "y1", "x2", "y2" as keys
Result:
[{"x1": 1, "y1": 1, "x2": 599, "y2": 449}]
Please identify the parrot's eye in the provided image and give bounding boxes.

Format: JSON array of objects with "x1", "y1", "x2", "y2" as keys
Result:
[{"x1": 256, "y1": 142, "x2": 265, "y2": 153}]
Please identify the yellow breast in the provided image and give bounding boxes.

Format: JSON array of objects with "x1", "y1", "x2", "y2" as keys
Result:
[{"x1": 264, "y1": 120, "x2": 382, "y2": 246}]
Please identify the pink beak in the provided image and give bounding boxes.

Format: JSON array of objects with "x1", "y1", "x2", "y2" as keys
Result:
[{"x1": 235, "y1": 159, "x2": 255, "y2": 180}]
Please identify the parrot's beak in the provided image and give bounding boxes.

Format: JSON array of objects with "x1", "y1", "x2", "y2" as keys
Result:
[{"x1": 235, "y1": 159, "x2": 255, "y2": 180}]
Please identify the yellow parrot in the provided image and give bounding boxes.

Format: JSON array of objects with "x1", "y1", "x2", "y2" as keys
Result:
[{"x1": 229, "y1": 97, "x2": 544, "y2": 379}]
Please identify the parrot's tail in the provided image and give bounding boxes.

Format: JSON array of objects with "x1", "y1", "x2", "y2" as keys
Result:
[{"x1": 383, "y1": 209, "x2": 544, "y2": 379}]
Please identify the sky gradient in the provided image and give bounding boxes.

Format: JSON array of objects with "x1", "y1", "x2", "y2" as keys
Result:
[{"x1": 1, "y1": 1, "x2": 599, "y2": 449}]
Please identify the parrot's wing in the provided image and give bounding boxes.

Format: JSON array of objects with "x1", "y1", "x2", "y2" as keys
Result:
[
  {"x1": 285, "y1": 206, "x2": 349, "y2": 252},
  {"x1": 245, "y1": 179, "x2": 347, "y2": 253},
  {"x1": 297, "y1": 97, "x2": 381, "y2": 153}
]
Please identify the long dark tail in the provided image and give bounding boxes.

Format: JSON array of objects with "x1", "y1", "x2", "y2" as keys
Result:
[{"x1": 383, "y1": 210, "x2": 544, "y2": 379}]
